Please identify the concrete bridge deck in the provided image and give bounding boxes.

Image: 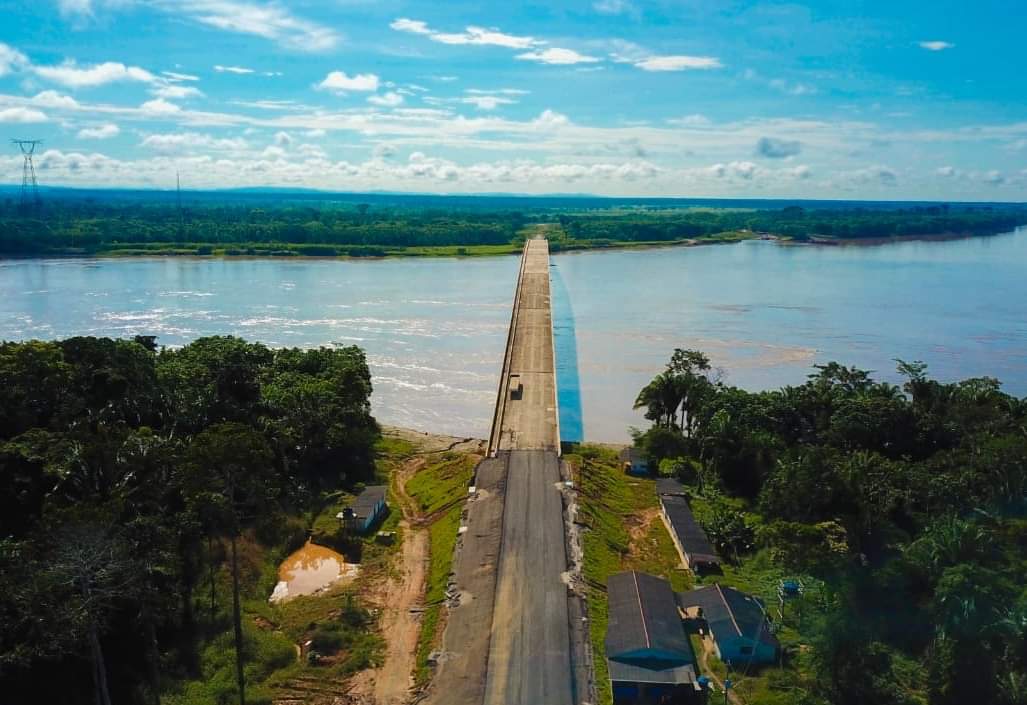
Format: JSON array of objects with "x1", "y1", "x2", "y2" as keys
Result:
[{"x1": 426, "y1": 239, "x2": 586, "y2": 705}]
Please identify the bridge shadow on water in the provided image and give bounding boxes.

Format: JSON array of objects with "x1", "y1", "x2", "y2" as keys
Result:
[{"x1": 550, "y1": 262, "x2": 584, "y2": 443}]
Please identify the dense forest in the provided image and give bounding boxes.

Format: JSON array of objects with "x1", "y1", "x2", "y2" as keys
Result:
[
  {"x1": 0, "y1": 197, "x2": 1023, "y2": 256},
  {"x1": 0, "y1": 336, "x2": 380, "y2": 704},
  {"x1": 557, "y1": 205, "x2": 1026, "y2": 244},
  {"x1": 633, "y1": 350, "x2": 1027, "y2": 705}
]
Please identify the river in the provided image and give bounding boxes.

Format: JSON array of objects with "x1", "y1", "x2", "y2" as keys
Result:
[{"x1": 2, "y1": 228, "x2": 1025, "y2": 442}]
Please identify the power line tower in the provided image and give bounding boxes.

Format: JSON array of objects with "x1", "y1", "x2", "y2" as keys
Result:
[{"x1": 11, "y1": 139, "x2": 43, "y2": 211}]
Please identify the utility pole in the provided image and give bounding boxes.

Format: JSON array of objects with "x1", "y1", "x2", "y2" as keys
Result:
[{"x1": 11, "y1": 139, "x2": 43, "y2": 211}]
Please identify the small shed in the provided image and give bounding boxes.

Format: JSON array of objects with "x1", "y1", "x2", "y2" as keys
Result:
[
  {"x1": 659, "y1": 495, "x2": 721, "y2": 574},
  {"x1": 618, "y1": 447, "x2": 650, "y2": 476},
  {"x1": 605, "y1": 571, "x2": 702, "y2": 704},
  {"x1": 678, "y1": 584, "x2": 779, "y2": 667},
  {"x1": 337, "y1": 485, "x2": 387, "y2": 534}
]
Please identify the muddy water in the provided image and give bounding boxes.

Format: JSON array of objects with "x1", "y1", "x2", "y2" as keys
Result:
[{"x1": 269, "y1": 541, "x2": 359, "y2": 603}]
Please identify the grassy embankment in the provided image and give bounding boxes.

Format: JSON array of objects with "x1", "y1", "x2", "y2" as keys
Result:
[
  {"x1": 566, "y1": 444, "x2": 691, "y2": 705},
  {"x1": 570, "y1": 444, "x2": 832, "y2": 705},
  {"x1": 163, "y1": 436, "x2": 416, "y2": 705},
  {"x1": 402, "y1": 452, "x2": 477, "y2": 686}
]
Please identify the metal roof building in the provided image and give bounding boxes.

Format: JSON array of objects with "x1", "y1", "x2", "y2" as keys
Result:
[
  {"x1": 605, "y1": 571, "x2": 701, "y2": 703},
  {"x1": 337, "y1": 485, "x2": 387, "y2": 534},
  {"x1": 659, "y1": 495, "x2": 721, "y2": 573},
  {"x1": 678, "y1": 584, "x2": 779, "y2": 667},
  {"x1": 655, "y1": 478, "x2": 688, "y2": 497}
]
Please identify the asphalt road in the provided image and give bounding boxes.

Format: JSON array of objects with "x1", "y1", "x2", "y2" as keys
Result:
[{"x1": 483, "y1": 450, "x2": 574, "y2": 705}]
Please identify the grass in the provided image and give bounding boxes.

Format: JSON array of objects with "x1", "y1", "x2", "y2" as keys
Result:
[
  {"x1": 569, "y1": 444, "x2": 832, "y2": 705},
  {"x1": 566, "y1": 443, "x2": 692, "y2": 705},
  {"x1": 163, "y1": 436, "x2": 430, "y2": 705},
  {"x1": 403, "y1": 452, "x2": 476, "y2": 686}
]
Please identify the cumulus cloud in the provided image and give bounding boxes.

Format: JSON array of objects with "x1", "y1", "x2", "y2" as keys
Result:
[
  {"x1": 919, "y1": 40, "x2": 955, "y2": 51},
  {"x1": 368, "y1": 91, "x2": 404, "y2": 107},
  {"x1": 516, "y1": 48, "x2": 600, "y2": 65},
  {"x1": 390, "y1": 18, "x2": 537, "y2": 49},
  {"x1": 317, "y1": 71, "x2": 380, "y2": 93},
  {"x1": 77, "y1": 123, "x2": 120, "y2": 139},
  {"x1": 139, "y1": 98, "x2": 182, "y2": 115},
  {"x1": 756, "y1": 137, "x2": 801, "y2": 159},
  {"x1": 30, "y1": 90, "x2": 80, "y2": 109},
  {"x1": 848, "y1": 165, "x2": 898, "y2": 186},
  {"x1": 34, "y1": 60, "x2": 157, "y2": 88},
  {"x1": 0, "y1": 107, "x2": 48, "y2": 123},
  {"x1": 151, "y1": 85, "x2": 204, "y2": 100}
]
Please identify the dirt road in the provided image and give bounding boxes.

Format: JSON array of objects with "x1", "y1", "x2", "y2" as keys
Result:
[{"x1": 349, "y1": 457, "x2": 429, "y2": 705}]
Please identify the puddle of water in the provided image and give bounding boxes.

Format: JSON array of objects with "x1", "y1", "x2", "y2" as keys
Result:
[{"x1": 269, "y1": 541, "x2": 359, "y2": 603}]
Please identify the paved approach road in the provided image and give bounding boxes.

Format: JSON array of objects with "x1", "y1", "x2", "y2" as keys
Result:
[
  {"x1": 426, "y1": 238, "x2": 584, "y2": 705},
  {"x1": 483, "y1": 450, "x2": 573, "y2": 705}
]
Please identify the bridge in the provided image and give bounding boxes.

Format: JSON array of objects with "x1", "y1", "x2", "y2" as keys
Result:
[{"x1": 426, "y1": 238, "x2": 589, "y2": 705}]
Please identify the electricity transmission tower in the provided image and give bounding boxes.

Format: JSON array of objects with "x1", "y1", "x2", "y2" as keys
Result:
[{"x1": 11, "y1": 139, "x2": 43, "y2": 210}]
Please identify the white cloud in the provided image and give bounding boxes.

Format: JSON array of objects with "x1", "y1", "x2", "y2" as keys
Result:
[
  {"x1": 633, "y1": 55, "x2": 722, "y2": 71},
  {"x1": 274, "y1": 130, "x2": 293, "y2": 147},
  {"x1": 390, "y1": 18, "x2": 537, "y2": 49},
  {"x1": 214, "y1": 65, "x2": 255, "y2": 74},
  {"x1": 466, "y1": 88, "x2": 529, "y2": 96},
  {"x1": 30, "y1": 90, "x2": 80, "y2": 109},
  {"x1": 368, "y1": 92, "x2": 404, "y2": 107},
  {"x1": 175, "y1": 0, "x2": 339, "y2": 51},
  {"x1": 390, "y1": 18, "x2": 431, "y2": 35},
  {"x1": 0, "y1": 42, "x2": 29, "y2": 77},
  {"x1": 516, "y1": 48, "x2": 600, "y2": 65},
  {"x1": 77, "y1": 123, "x2": 120, "y2": 139},
  {"x1": 937, "y1": 166, "x2": 960, "y2": 178},
  {"x1": 919, "y1": 40, "x2": 955, "y2": 51},
  {"x1": 163, "y1": 70, "x2": 200, "y2": 82},
  {"x1": 317, "y1": 71, "x2": 380, "y2": 93},
  {"x1": 0, "y1": 107, "x2": 48, "y2": 123},
  {"x1": 983, "y1": 169, "x2": 1005, "y2": 185},
  {"x1": 462, "y1": 95, "x2": 516, "y2": 110},
  {"x1": 151, "y1": 85, "x2": 204, "y2": 100},
  {"x1": 139, "y1": 98, "x2": 182, "y2": 115},
  {"x1": 141, "y1": 131, "x2": 248, "y2": 152},
  {"x1": 34, "y1": 60, "x2": 157, "y2": 88}
]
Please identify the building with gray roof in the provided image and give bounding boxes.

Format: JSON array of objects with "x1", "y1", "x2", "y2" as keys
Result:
[
  {"x1": 678, "y1": 584, "x2": 779, "y2": 667},
  {"x1": 605, "y1": 571, "x2": 702, "y2": 704}
]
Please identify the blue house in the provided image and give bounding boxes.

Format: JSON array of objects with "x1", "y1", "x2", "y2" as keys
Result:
[
  {"x1": 605, "y1": 571, "x2": 702, "y2": 704},
  {"x1": 679, "y1": 584, "x2": 779, "y2": 667},
  {"x1": 619, "y1": 447, "x2": 650, "y2": 476},
  {"x1": 337, "y1": 485, "x2": 387, "y2": 534}
]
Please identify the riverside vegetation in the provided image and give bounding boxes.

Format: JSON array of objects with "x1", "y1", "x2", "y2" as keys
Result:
[
  {"x1": 0, "y1": 335, "x2": 390, "y2": 705},
  {"x1": 1, "y1": 196, "x2": 1024, "y2": 257},
  {"x1": 621, "y1": 349, "x2": 1027, "y2": 705}
]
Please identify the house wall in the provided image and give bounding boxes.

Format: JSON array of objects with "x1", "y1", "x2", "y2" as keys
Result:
[{"x1": 714, "y1": 634, "x2": 776, "y2": 666}]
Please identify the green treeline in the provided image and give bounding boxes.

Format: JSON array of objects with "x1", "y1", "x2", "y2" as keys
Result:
[
  {"x1": 0, "y1": 336, "x2": 379, "y2": 705},
  {"x1": 634, "y1": 351, "x2": 1027, "y2": 705},
  {"x1": 558, "y1": 205, "x2": 1026, "y2": 244},
  {"x1": 1, "y1": 199, "x2": 1024, "y2": 256},
  {"x1": 0, "y1": 200, "x2": 525, "y2": 255}
]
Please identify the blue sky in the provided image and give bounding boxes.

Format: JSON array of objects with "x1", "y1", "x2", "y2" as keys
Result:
[{"x1": 1, "y1": 0, "x2": 1024, "y2": 199}]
